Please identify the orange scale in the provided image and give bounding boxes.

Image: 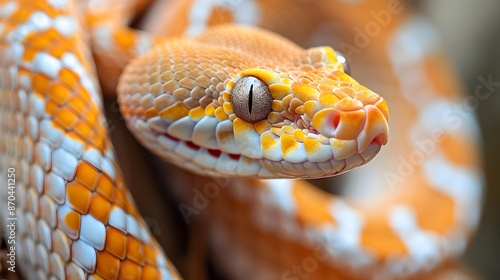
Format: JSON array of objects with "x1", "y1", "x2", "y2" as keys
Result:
[
  {"x1": 292, "y1": 182, "x2": 336, "y2": 226},
  {"x1": 50, "y1": 44, "x2": 66, "y2": 59},
  {"x1": 142, "y1": 265, "x2": 159, "y2": 280},
  {"x1": 76, "y1": 106, "x2": 92, "y2": 122},
  {"x1": 96, "y1": 250, "x2": 120, "y2": 279},
  {"x1": 88, "y1": 134, "x2": 106, "y2": 153},
  {"x1": 127, "y1": 236, "x2": 145, "y2": 265},
  {"x1": 439, "y1": 134, "x2": 478, "y2": 167},
  {"x1": 63, "y1": 39, "x2": 81, "y2": 56},
  {"x1": 12, "y1": 7, "x2": 31, "y2": 22},
  {"x1": 44, "y1": 100, "x2": 59, "y2": 116},
  {"x1": 120, "y1": 260, "x2": 142, "y2": 279},
  {"x1": 415, "y1": 186, "x2": 455, "y2": 234},
  {"x1": 33, "y1": 73, "x2": 51, "y2": 95},
  {"x1": 360, "y1": 218, "x2": 408, "y2": 260},
  {"x1": 75, "y1": 88, "x2": 92, "y2": 106},
  {"x1": 83, "y1": 108, "x2": 98, "y2": 125},
  {"x1": 49, "y1": 83, "x2": 71, "y2": 104},
  {"x1": 66, "y1": 181, "x2": 92, "y2": 214},
  {"x1": 67, "y1": 95, "x2": 86, "y2": 113},
  {"x1": 144, "y1": 107, "x2": 159, "y2": 119},
  {"x1": 375, "y1": 98, "x2": 389, "y2": 120},
  {"x1": 29, "y1": 35, "x2": 52, "y2": 51},
  {"x1": 59, "y1": 68, "x2": 80, "y2": 89},
  {"x1": 425, "y1": 59, "x2": 461, "y2": 99},
  {"x1": 113, "y1": 189, "x2": 126, "y2": 209},
  {"x1": 38, "y1": 5, "x2": 61, "y2": 18},
  {"x1": 22, "y1": 47, "x2": 38, "y2": 62},
  {"x1": 73, "y1": 121, "x2": 92, "y2": 140},
  {"x1": 36, "y1": 27, "x2": 61, "y2": 45},
  {"x1": 113, "y1": 29, "x2": 136, "y2": 50},
  {"x1": 54, "y1": 107, "x2": 79, "y2": 131},
  {"x1": 159, "y1": 102, "x2": 190, "y2": 122},
  {"x1": 105, "y1": 226, "x2": 127, "y2": 260},
  {"x1": 45, "y1": 28, "x2": 64, "y2": 41},
  {"x1": 299, "y1": 77, "x2": 312, "y2": 85},
  {"x1": 96, "y1": 174, "x2": 115, "y2": 201},
  {"x1": 89, "y1": 194, "x2": 112, "y2": 224},
  {"x1": 318, "y1": 83, "x2": 336, "y2": 95},
  {"x1": 143, "y1": 245, "x2": 157, "y2": 266},
  {"x1": 64, "y1": 209, "x2": 81, "y2": 232},
  {"x1": 74, "y1": 162, "x2": 99, "y2": 190},
  {"x1": 350, "y1": 83, "x2": 369, "y2": 93}
]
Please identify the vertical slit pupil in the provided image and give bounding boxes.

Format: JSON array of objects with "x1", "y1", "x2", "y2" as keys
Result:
[{"x1": 248, "y1": 84, "x2": 253, "y2": 114}]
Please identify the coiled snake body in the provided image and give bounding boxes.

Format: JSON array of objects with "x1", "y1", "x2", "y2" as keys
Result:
[{"x1": 0, "y1": 0, "x2": 483, "y2": 279}]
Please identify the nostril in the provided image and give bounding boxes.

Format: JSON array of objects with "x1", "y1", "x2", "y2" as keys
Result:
[
  {"x1": 332, "y1": 114, "x2": 340, "y2": 129},
  {"x1": 370, "y1": 133, "x2": 387, "y2": 146},
  {"x1": 312, "y1": 108, "x2": 341, "y2": 138},
  {"x1": 312, "y1": 108, "x2": 365, "y2": 139},
  {"x1": 357, "y1": 105, "x2": 389, "y2": 151}
]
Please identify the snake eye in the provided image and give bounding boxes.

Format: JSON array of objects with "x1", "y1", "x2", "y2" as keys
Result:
[
  {"x1": 335, "y1": 51, "x2": 350, "y2": 75},
  {"x1": 231, "y1": 76, "x2": 273, "y2": 123}
]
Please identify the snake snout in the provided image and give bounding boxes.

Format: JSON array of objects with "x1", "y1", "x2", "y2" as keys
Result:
[{"x1": 312, "y1": 98, "x2": 389, "y2": 157}]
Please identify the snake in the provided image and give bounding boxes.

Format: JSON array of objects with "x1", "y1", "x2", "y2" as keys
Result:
[{"x1": 0, "y1": 0, "x2": 484, "y2": 279}]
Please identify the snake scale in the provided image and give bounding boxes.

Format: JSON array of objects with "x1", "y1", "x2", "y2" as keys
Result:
[{"x1": 0, "y1": 0, "x2": 484, "y2": 279}]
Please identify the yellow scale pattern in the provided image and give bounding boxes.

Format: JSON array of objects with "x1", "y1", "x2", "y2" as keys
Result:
[{"x1": 0, "y1": 0, "x2": 180, "y2": 279}]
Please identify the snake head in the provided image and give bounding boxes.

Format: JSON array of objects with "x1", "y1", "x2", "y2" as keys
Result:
[
  {"x1": 118, "y1": 26, "x2": 388, "y2": 178},
  {"x1": 223, "y1": 47, "x2": 389, "y2": 178}
]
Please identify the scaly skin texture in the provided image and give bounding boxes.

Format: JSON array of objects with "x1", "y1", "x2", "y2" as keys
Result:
[
  {"x1": 118, "y1": 25, "x2": 389, "y2": 179},
  {"x1": 0, "y1": 0, "x2": 483, "y2": 280},
  {"x1": 0, "y1": 0, "x2": 180, "y2": 279}
]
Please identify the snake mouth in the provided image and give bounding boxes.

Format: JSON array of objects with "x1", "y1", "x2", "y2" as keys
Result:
[
  {"x1": 155, "y1": 127, "x2": 381, "y2": 179},
  {"x1": 294, "y1": 117, "x2": 381, "y2": 148},
  {"x1": 137, "y1": 126, "x2": 262, "y2": 177},
  {"x1": 162, "y1": 132, "x2": 241, "y2": 161},
  {"x1": 128, "y1": 111, "x2": 385, "y2": 179}
]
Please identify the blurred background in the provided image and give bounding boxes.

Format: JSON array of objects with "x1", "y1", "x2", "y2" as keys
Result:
[{"x1": 419, "y1": 0, "x2": 500, "y2": 278}]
